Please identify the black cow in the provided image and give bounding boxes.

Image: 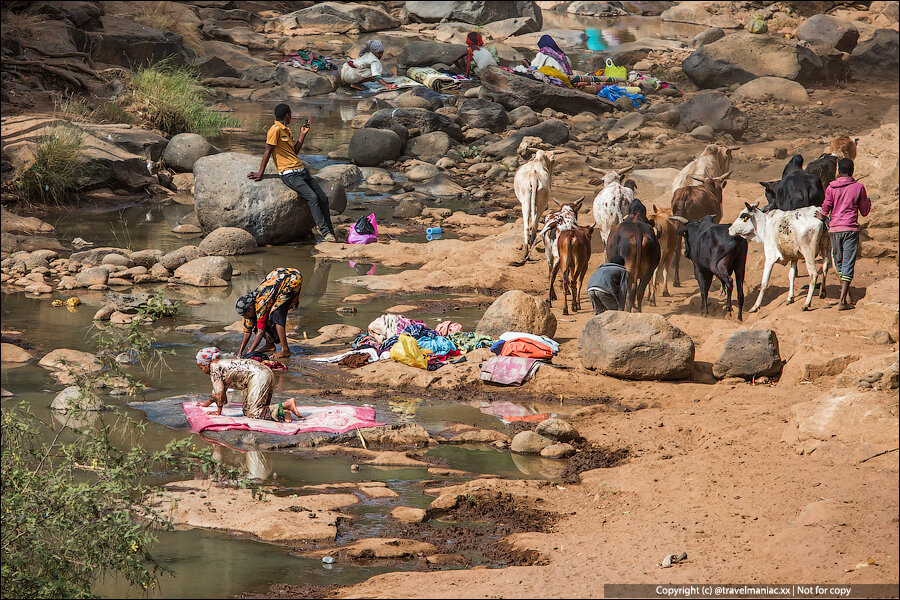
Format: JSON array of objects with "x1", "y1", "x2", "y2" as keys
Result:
[
  {"x1": 760, "y1": 155, "x2": 825, "y2": 212},
  {"x1": 668, "y1": 215, "x2": 747, "y2": 321},
  {"x1": 805, "y1": 153, "x2": 838, "y2": 190},
  {"x1": 606, "y1": 198, "x2": 660, "y2": 312}
]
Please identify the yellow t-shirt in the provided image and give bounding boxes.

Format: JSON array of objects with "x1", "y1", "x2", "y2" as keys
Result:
[{"x1": 266, "y1": 121, "x2": 303, "y2": 172}]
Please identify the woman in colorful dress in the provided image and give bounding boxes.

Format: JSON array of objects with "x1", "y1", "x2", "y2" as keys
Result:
[{"x1": 236, "y1": 267, "x2": 303, "y2": 360}]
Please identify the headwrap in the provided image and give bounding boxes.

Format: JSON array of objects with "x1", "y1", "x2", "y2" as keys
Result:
[
  {"x1": 235, "y1": 291, "x2": 257, "y2": 316},
  {"x1": 537, "y1": 35, "x2": 573, "y2": 76},
  {"x1": 361, "y1": 39, "x2": 384, "y2": 56},
  {"x1": 196, "y1": 347, "x2": 221, "y2": 366},
  {"x1": 465, "y1": 32, "x2": 484, "y2": 78}
]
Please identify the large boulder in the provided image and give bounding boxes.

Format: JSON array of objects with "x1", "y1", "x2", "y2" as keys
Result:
[
  {"x1": 348, "y1": 129, "x2": 403, "y2": 167},
  {"x1": 278, "y1": 2, "x2": 399, "y2": 33},
  {"x1": 483, "y1": 16, "x2": 541, "y2": 39},
  {"x1": 365, "y1": 108, "x2": 463, "y2": 142},
  {"x1": 456, "y1": 99, "x2": 509, "y2": 133},
  {"x1": 732, "y1": 77, "x2": 810, "y2": 105},
  {"x1": 682, "y1": 32, "x2": 828, "y2": 88},
  {"x1": 163, "y1": 133, "x2": 217, "y2": 173},
  {"x1": 199, "y1": 40, "x2": 273, "y2": 72},
  {"x1": 479, "y1": 66, "x2": 614, "y2": 115},
  {"x1": 482, "y1": 119, "x2": 569, "y2": 156},
  {"x1": 405, "y1": 1, "x2": 543, "y2": 27},
  {"x1": 712, "y1": 329, "x2": 782, "y2": 380},
  {"x1": 796, "y1": 14, "x2": 859, "y2": 52},
  {"x1": 405, "y1": 131, "x2": 452, "y2": 161},
  {"x1": 78, "y1": 16, "x2": 194, "y2": 68},
  {"x1": 585, "y1": 38, "x2": 686, "y2": 70},
  {"x1": 198, "y1": 227, "x2": 258, "y2": 256},
  {"x1": 476, "y1": 290, "x2": 557, "y2": 338},
  {"x1": 579, "y1": 312, "x2": 694, "y2": 380},
  {"x1": 850, "y1": 29, "x2": 899, "y2": 80},
  {"x1": 191, "y1": 55, "x2": 241, "y2": 79},
  {"x1": 677, "y1": 92, "x2": 748, "y2": 139},
  {"x1": 0, "y1": 210, "x2": 54, "y2": 235},
  {"x1": 174, "y1": 256, "x2": 233, "y2": 287},
  {"x1": 272, "y1": 63, "x2": 337, "y2": 97},
  {"x1": 314, "y1": 164, "x2": 363, "y2": 188},
  {"x1": 397, "y1": 41, "x2": 467, "y2": 70},
  {"x1": 193, "y1": 152, "x2": 316, "y2": 244}
]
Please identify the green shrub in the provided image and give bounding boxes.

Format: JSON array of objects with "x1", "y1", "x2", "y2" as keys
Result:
[
  {"x1": 129, "y1": 63, "x2": 238, "y2": 136},
  {"x1": 16, "y1": 126, "x2": 87, "y2": 204}
]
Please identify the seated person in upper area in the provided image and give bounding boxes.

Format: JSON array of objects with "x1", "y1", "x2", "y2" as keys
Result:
[
  {"x1": 586, "y1": 255, "x2": 629, "y2": 314},
  {"x1": 340, "y1": 40, "x2": 397, "y2": 91},
  {"x1": 236, "y1": 267, "x2": 303, "y2": 360},
  {"x1": 452, "y1": 32, "x2": 499, "y2": 78},
  {"x1": 195, "y1": 347, "x2": 303, "y2": 422},
  {"x1": 530, "y1": 34, "x2": 574, "y2": 77},
  {"x1": 246, "y1": 103, "x2": 336, "y2": 244}
]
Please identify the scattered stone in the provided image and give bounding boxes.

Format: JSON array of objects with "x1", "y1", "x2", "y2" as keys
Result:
[
  {"x1": 1, "y1": 343, "x2": 33, "y2": 363},
  {"x1": 872, "y1": 330, "x2": 894, "y2": 345},
  {"x1": 110, "y1": 311, "x2": 133, "y2": 324},
  {"x1": 406, "y1": 131, "x2": 452, "y2": 161},
  {"x1": 163, "y1": 133, "x2": 217, "y2": 173},
  {"x1": 796, "y1": 14, "x2": 859, "y2": 53},
  {"x1": 39, "y1": 349, "x2": 101, "y2": 374},
  {"x1": 93, "y1": 306, "x2": 116, "y2": 321},
  {"x1": 198, "y1": 227, "x2": 258, "y2": 256},
  {"x1": 51, "y1": 386, "x2": 103, "y2": 412},
  {"x1": 732, "y1": 76, "x2": 810, "y2": 105},
  {"x1": 690, "y1": 125, "x2": 715, "y2": 140},
  {"x1": 393, "y1": 199, "x2": 425, "y2": 218},
  {"x1": 540, "y1": 443, "x2": 576, "y2": 459},
  {"x1": 608, "y1": 112, "x2": 643, "y2": 142},
  {"x1": 407, "y1": 162, "x2": 440, "y2": 182},
  {"x1": 174, "y1": 256, "x2": 233, "y2": 287},
  {"x1": 76, "y1": 267, "x2": 110, "y2": 287},
  {"x1": 677, "y1": 92, "x2": 748, "y2": 139},
  {"x1": 693, "y1": 27, "x2": 725, "y2": 46},
  {"x1": 129, "y1": 249, "x2": 163, "y2": 268},
  {"x1": 348, "y1": 128, "x2": 403, "y2": 167},
  {"x1": 476, "y1": 290, "x2": 557, "y2": 338},
  {"x1": 390, "y1": 506, "x2": 428, "y2": 524},
  {"x1": 159, "y1": 246, "x2": 202, "y2": 271},
  {"x1": 457, "y1": 99, "x2": 509, "y2": 133},
  {"x1": 535, "y1": 418, "x2": 580, "y2": 443},
  {"x1": 579, "y1": 312, "x2": 694, "y2": 380},
  {"x1": 510, "y1": 430, "x2": 554, "y2": 454}
]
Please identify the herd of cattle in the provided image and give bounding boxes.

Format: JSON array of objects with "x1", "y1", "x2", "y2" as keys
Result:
[{"x1": 512, "y1": 136, "x2": 860, "y2": 320}]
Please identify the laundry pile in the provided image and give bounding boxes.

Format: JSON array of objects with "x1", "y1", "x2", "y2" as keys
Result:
[
  {"x1": 407, "y1": 67, "x2": 460, "y2": 91},
  {"x1": 312, "y1": 314, "x2": 558, "y2": 386},
  {"x1": 279, "y1": 50, "x2": 337, "y2": 72}
]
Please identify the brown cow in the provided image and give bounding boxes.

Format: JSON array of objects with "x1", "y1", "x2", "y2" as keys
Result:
[
  {"x1": 647, "y1": 204, "x2": 678, "y2": 304},
  {"x1": 551, "y1": 225, "x2": 594, "y2": 315},
  {"x1": 606, "y1": 210, "x2": 660, "y2": 313},
  {"x1": 670, "y1": 170, "x2": 732, "y2": 286},
  {"x1": 828, "y1": 136, "x2": 858, "y2": 160}
]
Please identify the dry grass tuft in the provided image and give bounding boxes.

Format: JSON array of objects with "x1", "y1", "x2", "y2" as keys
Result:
[{"x1": 132, "y1": 2, "x2": 204, "y2": 53}]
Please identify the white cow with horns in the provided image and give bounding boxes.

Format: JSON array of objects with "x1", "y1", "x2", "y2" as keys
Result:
[
  {"x1": 512, "y1": 149, "x2": 561, "y2": 265},
  {"x1": 728, "y1": 203, "x2": 831, "y2": 312}
]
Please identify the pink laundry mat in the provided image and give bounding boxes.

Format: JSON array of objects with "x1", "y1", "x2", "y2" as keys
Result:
[{"x1": 182, "y1": 402, "x2": 385, "y2": 436}]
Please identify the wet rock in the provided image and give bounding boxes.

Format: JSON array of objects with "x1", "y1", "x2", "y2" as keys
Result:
[
  {"x1": 510, "y1": 430, "x2": 553, "y2": 454},
  {"x1": 407, "y1": 162, "x2": 440, "y2": 182},
  {"x1": 78, "y1": 15, "x2": 194, "y2": 68},
  {"x1": 341, "y1": 537, "x2": 436, "y2": 560},
  {"x1": 796, "y1": 14, "x2": 859, "y2": 52},
  {"x1": 732, "y1": 77, "x2": 810, "y2": 105},
  {"x1": 476, "y1": 290, "x2": 557, "y2": 338},
  {"x1": 712, "y1": 329, "x2": 782, "y2": 380},
  {"x1": 535, "y1": 418, "x2": 580, "y2": 443},
  {"x1": 150, "y1": 264, "x2": 171, "y2": 279},
  {"x1": 366, "y1": 172, "x2": 395, "y2": 186},
  {"x1": 693, "y1": 27, "x2": 725, "y2": 46},
  {"x1": 315, "y1": 165, "x2": 361, "y2": 191},
  {"x1": 405, "y1": 1, "x2": 542, "y2": 26},
  {"x1": 457, "y1": 99, "x2": 509, "y2": 133},
  {"x1": 76, "y1": 267, "x2": 110, "y2": 287},
  {"x1": 51, "y1": 386, "x2": 103, "y2": 412},
  {"x1": 129, "y1": 249, "x2": 163, "y2": 268},
  {"x1": 93, "y1": 306, "x2": 116, "y2": 321},
  {"x1": 162, "y1": 133, "x2": 217, "y2": 173},
  {"x1": 677, "y1": 92, "x2": 748, "y2": 139},
  {"x1": 430, "y1": 493, "x2": 461, "y2": 510},
  {"x1": 1, "y1": 343, "x2": 33, "y2": 363},
  {"x1": 159, "y1": 246, "x2": 202, "y2": 271},
  {"x1": 198, "y1": 227, "x2": 258, "y2": 256},
  {"x1": 39, "y1": 349, "x2": 101, "y2": 375},
  {"x1": 194, "y1": 153, "x2": 316, "y2": 244},
  {"x1": 393, "y1": 198, "x2": 424, "y2": 218},
  {"x1": 682, "y1": 32, "x2": 828, "y2": 88},
  {"x1": 390, "y1": 506, "x2": 428, "y2": 523},
  {"x1": 101, "y1": 253, "x2": 133, "y2": 268},
  {"x1": 446, "y1": 428, "x2": 511, "y2": 444},
  {"x1": 480, "y1": 66, "x2": 614, "y2": 115},
  {"x1": 348, "y1": 129, "x2": 403, "y2": 167},
  {"x1": 110, "y1": 311, "x2": 133, "y2": 324},
  {"x1": 0, "y1": 210, "x2": 55, "y2": 235},
  {"x1": 579, "y1": 312, "x2": 694, "y2": 380},
  {"x1": 365, "y1": 108, "x2": 463, "y2": 142},
  {"x1": 850, "y1": 29, "x2": 899, "y2": 80},
  {"x1": 278, "y1": 2, "x2": 398, "y2": 34},
  {"x1": 173, "y1": 224, "x2": 202, "y2": 234},
  {"x1": 540, "y1": 443, "x2": 576, "y2": 458},
  {"x1": 406, "y1": 131, "x2": 453, "y2": 160},
  {"x1": 272, "y1": 63, "x2": 337, "y2": 97},
  {"x1": 483, "y1": 119, "x2": 569, "y2": 157},
  {"x1": 174, "y1": 256, "x2": 233, "y2": 287},
  {"x1": 171, "y1": 172, "x2": 194, "y2": 193}
]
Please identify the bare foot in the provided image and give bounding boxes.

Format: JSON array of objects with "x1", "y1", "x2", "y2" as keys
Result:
[
  {"x1": 349, "y1": 83, "x2": 366, "y2": 90},
  {"x1": 273, "y1": 350, "x2": 292, "y2": 359},
  {"x1": 260, "y1": 344, "x2": 276, "y2": 353}
]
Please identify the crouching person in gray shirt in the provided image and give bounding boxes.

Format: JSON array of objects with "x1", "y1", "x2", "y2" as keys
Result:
[{"x1": 586, "y1": 255, "x2": 629, "y2": 314}]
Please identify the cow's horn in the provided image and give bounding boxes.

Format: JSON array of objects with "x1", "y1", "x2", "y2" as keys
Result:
[
  {"x1": 552, "y1": 198, "x2": 562, "y2": 207},
  {"x1": 744, "y1": 201, "x2": 752, "y2": 210},
  {"x1": 587, "y1": 165, "x2": 605, "y2": 173},
  {"x1": 616, "y1": 165, "x2": 635, "y2": 176},
  {"x1": 668, "y1": 215, "x2": 688, "y2": 224},
  {"x1": 716, "y1": 170, "x2": 733, "y2": 181},
  {"x1": 689, "y1": 175, "x2": 705, "y2": 183},
  {"x1": 728, "y1": 146, "x2": 741, "y2": 151}
]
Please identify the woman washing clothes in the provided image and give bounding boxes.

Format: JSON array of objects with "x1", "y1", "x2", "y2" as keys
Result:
[
  {"x1": 452, "y1": 32, "x2": 498, "y2": 78},
  {"x1": 195, "y1": 347, "x2": 303, "y2": 422},
  {"x1": 236, "y1": 267, "x2": 303, "y2": 360},
  {"x1": 340, "y1": 40, "x2": 397, "y2": 91},
  {"x1": 527, "y1": 34, "x2": 575, "y2": 86}
]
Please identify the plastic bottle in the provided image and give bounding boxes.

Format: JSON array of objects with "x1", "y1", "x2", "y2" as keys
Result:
[
  {"x1": 322, "y1": 556, "x2": 335, "y2": 564},
  {"x1": 426, "y1": 232, "x2": 442, "y2": 241},
  {"x1": 426, "y1": 227, "x2": 443, "y2": 235}
]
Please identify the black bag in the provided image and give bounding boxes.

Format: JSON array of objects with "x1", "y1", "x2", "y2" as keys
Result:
[{"x1": 354, "y1": 215, "x2": 376, "y2": 235}]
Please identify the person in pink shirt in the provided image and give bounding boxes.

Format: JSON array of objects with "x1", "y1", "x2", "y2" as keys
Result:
[{"x1": 816, "y1": 158, "x2": 871, "y2": 310}]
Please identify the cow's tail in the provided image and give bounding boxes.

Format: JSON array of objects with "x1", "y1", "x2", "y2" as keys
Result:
[
  {"x1": 630, "y1": 225, "x2": 643, "y2": 312},
  {"x1": 510, "y1": 182, "x2": 539, "y2": 267}
]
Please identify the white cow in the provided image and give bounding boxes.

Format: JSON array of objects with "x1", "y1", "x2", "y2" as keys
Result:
[
  {"x1": 512, "y1": 149, "x2": 557, "y2": 264},
  {"x1": 671, "y1": 144, "x2": 738, "y2": 192},
  {"x1": 728, "y1": 203, "x2": 831, "y2": 312},
  {"x1": 590, "y1": 165, "x2": 634, "y2": 244}
]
